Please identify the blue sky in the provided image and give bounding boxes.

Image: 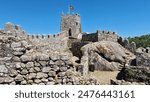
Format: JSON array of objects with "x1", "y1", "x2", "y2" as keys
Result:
[{"x1": 0, "y1": 0, "x2": 150, "y2": 37}]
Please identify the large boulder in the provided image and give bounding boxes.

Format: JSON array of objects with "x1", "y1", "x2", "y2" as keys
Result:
[
  {"x1": 81, "y1": 41, "x2": 135, "y2": 72},
  {"x1": 136, "y1": 53, "x2": 150, "y2": 67}
]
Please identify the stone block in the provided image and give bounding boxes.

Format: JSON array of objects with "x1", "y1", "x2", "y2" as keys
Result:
[
  {"x1": 4, "y1": 76, "x2": 14, "y2": 83},
  {"x1": 60, "y1": 67, "x2": 68, "y2": 72},
  {"x1": 20, "y1": 55, "x2": 32, "y2": 62},
  {"x1": 46, "y1": 82, "x2": 55, "y2": 85},
  {"x1": 0, "y1": 65, "x2": 8, "y2": 73},
  {"x1": 21, "y1": 80, "x2": 27, "y2": 85},
  {"x1": 42, "y1": 67, "x2": 51, "y2": 73},
  {"x1": 28, "y1": 68, "x2": 35, "y2": 73},
  {"x1": 11, "y1": 42, "x2": 21, "y2": 49},
  {"x1": 34, "y1": 67, "x2": 41, "y2": 72},
  {"x1": 27, "y1": 73, "x2": 36, "y2": 80},
  {"x1": 10, "y1": 69, "x2": 18, "y2": 77},
  {"x1": 20, "y1": 69, "x2": 28, "y2": 75},
  {"x1": 58, "y1": 72, "x2": 66, "y2": 77},
  {"x1": 15, "y1": 62, "x2": 22, "y2": 69},
  {"x1": 48, "y1": 71, "x2": 56, "y2": 77},
  {"x1": 0, "y1": 77, "x2": 4, "y2": 84},
  {"x1": 36, "y1": 72, "x2": 48, "y2": 79},
  {"x1": 15, "y1": 74, "x2": 24, "y2": 82},
  {"x1": 26, "y1": 62, "x2": 34, "y2": 68},
  {"x1": 13, "y1": 51, "x2": 24, "y2": 56},
  {"x1": 12, "y1": 56, "x2": 20, "y2": 62},
  {"x1": 34, "y1": 79, "x2": 41, "y2": 84}
]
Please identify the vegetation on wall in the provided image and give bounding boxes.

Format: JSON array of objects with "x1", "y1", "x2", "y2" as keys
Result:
[{"x1": 128, "y1": 34, "x2": 150, "y2": 48}]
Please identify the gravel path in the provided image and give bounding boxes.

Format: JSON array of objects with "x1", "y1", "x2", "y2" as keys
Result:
[{"x1": 89, "y1": 71, "x2": 120, "y2": 85}]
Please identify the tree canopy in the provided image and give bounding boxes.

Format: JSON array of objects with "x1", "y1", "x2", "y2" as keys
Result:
[{"x1": 128, "y1": 34, "x2": 150, "y2": 48}]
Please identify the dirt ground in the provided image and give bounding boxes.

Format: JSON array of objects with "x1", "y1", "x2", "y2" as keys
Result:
[{"x1": 89, "y1": 71, "x2": 120, "y2": 85}]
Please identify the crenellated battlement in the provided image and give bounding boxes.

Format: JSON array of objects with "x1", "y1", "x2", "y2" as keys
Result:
[
  {"x1": 28, "y1": 34, "x2": 56, "y2": 39},
  {"x1": 0, "y1": 13, "x2": 120, "y2": 54},
  {"x1": 97, "y1": 30, "x2": 117, "y2": 35},
  {"x1": 82, "y1": 30, "x2": 118, "y2": 42},
  {"x1": 27, "y1": 30, "x2": 67, "y2": 40}
]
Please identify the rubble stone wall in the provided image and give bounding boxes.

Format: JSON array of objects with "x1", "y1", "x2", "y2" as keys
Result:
[{"x1": 0, "y1": 36, "x2": 98, "y2": 85}]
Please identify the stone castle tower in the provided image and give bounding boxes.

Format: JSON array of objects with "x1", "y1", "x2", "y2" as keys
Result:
[{"x1": 61, "y1": 13, "x2": 82, "y2": 38}]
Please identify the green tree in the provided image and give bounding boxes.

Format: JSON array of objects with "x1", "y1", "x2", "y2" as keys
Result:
[{"x1": 128, "y1": 34, "x2": 150, "y2": 48}]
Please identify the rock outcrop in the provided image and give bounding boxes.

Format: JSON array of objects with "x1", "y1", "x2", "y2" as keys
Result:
[
  {"x1": 135, "y1": 47, "x2": 150, "y2": 67},
  {"x1": 81, "y1": 41, "x2": 135, "y2": 74},
  {"x1": 116, "y1": 66, "x2": 150, "y2": 85},
  {"x1": 0, "y1": 19, "x2": 149, "y2": 85}
]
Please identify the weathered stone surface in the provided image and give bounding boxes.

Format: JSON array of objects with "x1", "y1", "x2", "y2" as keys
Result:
[
  {"x1": 4, "y1": 76, "x2": 14, "y2": 83},
  {"x1": 21, "y1": 41, "x2": 28, "y2": 47},
  {"x1": 60, "y1": 67, "x2": 68, "y2": 72},
  {"x1": 38, "y1": 61, "x2": 47, "y2": 67},
  {"x1": 136, "y1": 52, "x2": 150, "y2": 67},
  {"x1": 0, "y1": 77, "x2": 4, "y2": 84},
  {"x1": 48, "y1": 77, "x2": 54, "y2": 81},
  {"x1": 34, "y1": 67, "x2": 41, "y2": 72},
  {"x1": 49, "y1": 60, "x2": 55, "y2": 65},
  {"x1": 34, "y1": 79, "x2": 41, "y2": 84},
  {"x1": 54, "y1": 60, "x2": 66, "y2": 66},
  {"x1": 83, "y1": 41, "x2": 135, "y2": 63},
  {"x1": 52, "y1": 65, "x2": 60, "y2": 72},
  {"x1": 15, "y1": 62, "x2": 22, "y2": 69},
  {"x1": 39, "y1": 83, "x2": 45, "y2": 85},
  {"x1": 55, "y1": 78, "x2": 62, "y2": 84},
  {"x1": 34, "y1": 62, "x2": 41, "y2": 67},
  {"x1": 42, "y1": 67, "x2": 51, "y2": 73},
  {"x1": 41, "y1": 78, "x2": 48, "y2": 83},
  {"x1": 48, "y1": 71, "x2": 56, "y2": 77},
  {"x1": 26, "y1": 62, "x2": 34, "y2": 68},
  {"x1": 81, "y1": 41, "x2": 135, "y2": 73},
  {"x1": 28, "y1": 68, "x2": 35, "y2": 73},
  {"x1": 0, "y1": 65, "x2": 8, "y2": 73},
  {"x1": 0, "y1": 73, "x2": 4, "y2": 77},
  {"x1": 13, "y1": 51, "x2": 24, "y2": 56},
  {"x1": 111, "y1": 79, "x2": 146, "y2": 85},
  {"x1": 27, "y1": 80, "x2": 34, "y2": 84},
  {"x1": 20, "y1": 69, "x2": 28, "y2": 75},
  {"x1": 20, "y1": 55, "x2": 32, "y2": 62},
  {"x1": 10, "y1": 69, "x2": 18, "y2": 77},
  {"x1": 58, "y1": 72, "x2": 66, "y2": 77},
  {"x1": 36, "y1": 72, "x2": 48, "y2": 79},
  {"x1": 21, "y1": 80, "x2": 27, "y2": 85},
  {"x1": 27, "y1": 73, "x2": 36, "y2": 80},
  {"x1": 11, "y1": 42, "x2": 21, "y2": 49},
  {"x1": 47, "y1": 82, "x2": 55, "y2": 85},
  {"x1": 10, "y1": 81, "x2": 16, "y2": 85},
  {"x1": 39, "y1": 54, "x2": 49, "y2": 61},
  {"x1": 12, "y1": 56, "x2": 20, "y2": 62},
  {"x1": 15, "y1": 74, "x2": 24, "y2": 82},
  {"x1": 20, "y1": 63, "x2": 26, "y2": 68}
]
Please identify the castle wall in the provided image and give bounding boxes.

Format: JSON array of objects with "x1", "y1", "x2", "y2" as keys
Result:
[
  {"x1": 97, "y1": 30, "x2": 118, "y2": 42},
  {"x1": 27, "y1": 31, "x2": 68, "y2": 54},
  {"x1": 81, "y1": 30, "x2": 118, "y2": 42},
  {"x1": 82, "y1": 33, "x2": 98, "y2": 42},
  {"x1": 70, "y1": 41, "x2": 89, "y2": 59}
]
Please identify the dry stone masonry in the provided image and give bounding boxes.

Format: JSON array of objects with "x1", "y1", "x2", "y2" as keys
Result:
[{"x1": 0, "y1": 13, "x2": 149, "y2": 85}]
